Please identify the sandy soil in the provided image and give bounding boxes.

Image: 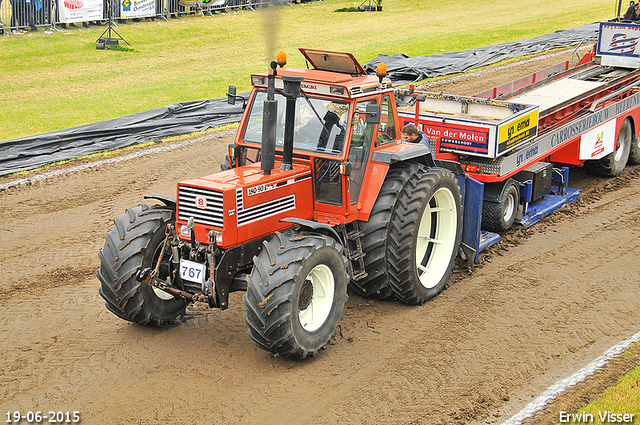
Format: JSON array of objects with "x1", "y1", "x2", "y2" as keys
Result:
[{"x1": 1, "y1": 47, "x2": 639, "y2": 425}]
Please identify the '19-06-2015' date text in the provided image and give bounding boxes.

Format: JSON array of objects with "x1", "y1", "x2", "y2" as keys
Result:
[{"x1": 5, "y1": 412, "x2": 80, "y2": 424}]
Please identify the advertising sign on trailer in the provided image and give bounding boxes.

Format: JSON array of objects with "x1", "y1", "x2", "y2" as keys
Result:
[
  {"x1": 579, "y1": 119, "x2": 617, "y2": 160},
  {"x1": 597, "y1": 22, "x2": 640, "y2": 67},
  {"x1": 496, "y1": 109, "x2": 539, "y2": 155},
  {"x1": 421, "y1": 120, "x2": 492, "y2": 156}
]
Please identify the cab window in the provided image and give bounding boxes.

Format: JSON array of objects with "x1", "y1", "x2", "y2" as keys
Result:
[
  {"x1": 376, "y1": 95, "x2": 396, "y2": 146},
  {"x1": 348, "y1": 99, "x2": 377, "y2": 205}
]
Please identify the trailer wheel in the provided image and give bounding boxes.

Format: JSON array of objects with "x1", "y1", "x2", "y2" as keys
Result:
[
  {"x1": 387, "y1": 166, "x2": 463, "y2": 305},
  {"x1": 244, "y1": 229, "x2": 348, "y2": 358},
  {"x1": 482, "y1": 181, "x2": 520, "y2": 233},
  {"x1": 629, "y1": 134, "x2": 640, "y2": 165},
  {"x1": 350, "y1": 163, "x2": 418, "y2": 300},
  {"x1": 585, "y1": 119, "x2": 631, "y2": 176},
  {"x1": 97, "y1": 204, "x2": 188, "y2": 326}
]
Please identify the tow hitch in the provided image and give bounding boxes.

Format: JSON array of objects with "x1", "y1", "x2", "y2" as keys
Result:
[{"x1": 136, "y1": 224, "x2": 212, "y2": 304}]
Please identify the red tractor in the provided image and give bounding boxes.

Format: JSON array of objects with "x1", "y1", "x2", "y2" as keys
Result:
[{"x1": 98, "y1": 49, "x2": 464, "y2": 358}]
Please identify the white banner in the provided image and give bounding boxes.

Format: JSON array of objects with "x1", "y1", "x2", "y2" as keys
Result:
[
  {"x1": 599, "y1": 22, "x2": 640, "y2": 56},
  {"x1": 58, "y1": 0, "x2": 103, "y2": 23},
  {"x1": 120, "y1": 0, "x2": 156, "y2": 19},
  {"x1": 579, "y1": 119, "x2": 617, "y2": 161}
]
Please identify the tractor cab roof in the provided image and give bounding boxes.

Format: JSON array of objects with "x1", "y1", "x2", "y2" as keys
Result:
[
  {"x1": 299, "y1": 48, "x2": 368, "y2": 75},
  {"x1": 250, "y1": 49, "x2": 392, "y2": 99}
]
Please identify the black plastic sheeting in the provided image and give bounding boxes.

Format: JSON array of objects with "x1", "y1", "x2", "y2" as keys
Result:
[
  {"x1": 0, "y1": 23, "x2": 600, "y2": 177},
  {"x1": 362, "y1": 22, "x2": 600, "y2": 85},
  {"x1": 0, "y1": 97, "x2": 247, "y2": 177}
]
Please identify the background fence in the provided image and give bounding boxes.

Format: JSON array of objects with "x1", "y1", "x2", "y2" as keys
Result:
[{"x1": 0, "y1": 0, "x2": 318, "y2": 34}]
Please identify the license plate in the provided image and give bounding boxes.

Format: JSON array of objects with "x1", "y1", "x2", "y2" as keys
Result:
[{"x1": 179, "y1": 259, "x2": 206, "y2": 284}]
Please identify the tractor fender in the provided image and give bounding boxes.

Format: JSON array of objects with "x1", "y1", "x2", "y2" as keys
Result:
[
  {"x1": 360, "y1": 146, "x2": 463, "y2": 223},
  {"x1": 143, "y1": 195, "x2": 177, "y2": 210},
  {"x1": 370, "y1": 144, "x2": 435, "y2": 167},
  {"x1": 280, "y1": 217, "x2": 344, "y2": 246},
  {"x1": 356, "y1": 144, "x2": 437, "y2": 222}
]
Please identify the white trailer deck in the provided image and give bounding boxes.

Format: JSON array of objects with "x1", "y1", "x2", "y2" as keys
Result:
[{"x1": 509, "y1": 78, "x2": 606, "y2": 112}]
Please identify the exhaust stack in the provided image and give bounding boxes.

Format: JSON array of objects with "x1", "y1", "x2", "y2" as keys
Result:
[
  {"x1": 261, "y1": 61, "x2": 279, "y2": 175},
  {"x1": 280, "y1": 74, "x2": 303, "y2": 171}
]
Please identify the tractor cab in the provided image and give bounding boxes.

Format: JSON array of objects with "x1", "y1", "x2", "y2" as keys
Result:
[{"x1": 221, "y1": 49, "x2": 405, "y2": 228}]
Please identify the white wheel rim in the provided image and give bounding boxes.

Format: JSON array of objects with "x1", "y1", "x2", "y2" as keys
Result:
[
  {"x1": 299, "y1": 264, "x2": 335, "y2": 332},
  {"x1": 503, "y1": 191, "x2": 515, "y2": 223},
  {"x1": 615, "y1": 126, "x2": 629, "y2": 162},
  {"x1": 153, "y1": 279, "x2": 175, "y2": 300},
  {"x1": 615, "y1": 139, "x2": 625, "y2": 162},
  {"x1": 415, "y1": 187, "x2": 458, "y2": 289}
]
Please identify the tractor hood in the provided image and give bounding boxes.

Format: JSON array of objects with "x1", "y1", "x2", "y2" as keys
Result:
[{"x1": 176, "y1": 162, "x2": 314, "y2": 248}]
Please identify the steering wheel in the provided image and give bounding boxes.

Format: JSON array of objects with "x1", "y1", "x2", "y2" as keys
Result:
[{"x1": 377, "y1": 132, "x2": 394, "y2": 144}]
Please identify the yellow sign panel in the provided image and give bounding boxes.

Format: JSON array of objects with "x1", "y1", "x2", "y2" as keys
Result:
[{"x1": 497, "y1": 109, "x2": 539, "y2": 154}]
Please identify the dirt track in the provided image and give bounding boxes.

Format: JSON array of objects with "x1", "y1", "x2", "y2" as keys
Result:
[{"x1": 1, "y1": 48, "x2": 639, "y2": 425}]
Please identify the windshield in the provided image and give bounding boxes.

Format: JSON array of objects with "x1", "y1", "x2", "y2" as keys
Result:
[{"x1": 242, "y1": 90, "x2": 350, "y2": 156}]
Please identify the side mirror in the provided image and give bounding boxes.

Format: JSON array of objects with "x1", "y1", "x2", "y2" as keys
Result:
[
  {"x1": 227, "y1": 85, "x2": 237, "y2": 105},
  {"x1": 365, "y1": 104, "x2": 381, "y2": 125},
  {"x1": 227, "y1": 85, "x2": 248, "y2": 108}
]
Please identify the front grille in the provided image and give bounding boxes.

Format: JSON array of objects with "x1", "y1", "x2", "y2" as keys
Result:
[
  {"x1": 178, "y1": 185, "x2": 224, "y2": 228},
  {"x1": 237, "y1": 194, "x2": 295, "y2": 225}
]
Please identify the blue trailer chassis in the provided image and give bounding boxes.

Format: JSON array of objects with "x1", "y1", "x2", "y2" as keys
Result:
[{"x1": 459, "y1": 166, "x2": 580, "y2": 262}]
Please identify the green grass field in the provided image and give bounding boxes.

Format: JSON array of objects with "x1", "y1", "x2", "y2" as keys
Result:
[
  {"x1": 556, "y1": 344, "x2": 640, "y2": 425},
  {"x1": 575, "y1": 364, "x2": 640, "y2": 424},
  {"x1": 0, "y1": 0, "x2": 612, "y2": 141}
]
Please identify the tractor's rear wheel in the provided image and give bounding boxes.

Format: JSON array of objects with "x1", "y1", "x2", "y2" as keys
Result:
[
  {"x1": 585, "y1": 119, "x2": 631, "y2": 176},
  {"x1": 97, "y1": 204, "x2": 188, "y2": 326},
  {"x1": 243, "y1": 229, "x2": 348, "y2": 358},
  {"x1": 351, "y1": 164, "x2": 418, "y2": 300},
  {"x1": 387, "y1": 166, "x2": 463, "y2": 305}
]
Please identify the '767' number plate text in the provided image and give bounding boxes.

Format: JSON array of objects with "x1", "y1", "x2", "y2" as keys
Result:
[{"x1": 180, "y1": 259, "x2": 206, "y2": 284}]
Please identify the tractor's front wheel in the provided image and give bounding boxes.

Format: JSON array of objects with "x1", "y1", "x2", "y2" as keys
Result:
[
  {"x1": 97, "y1": 204, "x2": 188, "y2": 326},
  {"x1": 244, "y1": 229, "x2": 348, "y2": 358},
  {"x1": 388, "y1": 167, "x2": 463, "y2": 305}
]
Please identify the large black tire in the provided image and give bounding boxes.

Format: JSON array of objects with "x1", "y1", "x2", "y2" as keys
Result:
[
  {"x1": 482, "y1": 180, "x2": 520, "y2": 233},
  {"x1": 243, "y1": 229, "x2": 348, "y2": 358},
  {"x1": 629, "y1": 133, "x2": 640, "y2": 165},
  {"x1": 584, "y1": 119, "x2": 631, "y2": 176},
  {"x1": 350, "y1": 164, "x2": 417, "y2": 300},
  {"x1": 97, "y1": 204, "x2": 188, "y2": 326},
  {"x1": 387, "y1": 166, "x2": 463, "y2": 305}
]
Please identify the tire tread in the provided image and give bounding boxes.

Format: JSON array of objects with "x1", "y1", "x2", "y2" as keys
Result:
[
  {"x1": 243, "y1": 229, "x2": 348, "y2": 358},
  {"x1": 97, "y1": 204, "x2": 188, "y2": 326}
]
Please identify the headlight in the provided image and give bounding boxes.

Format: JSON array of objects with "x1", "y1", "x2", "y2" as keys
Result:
[{"x1": 208, "y1": 230, "x2": 223, "y2": 244}]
